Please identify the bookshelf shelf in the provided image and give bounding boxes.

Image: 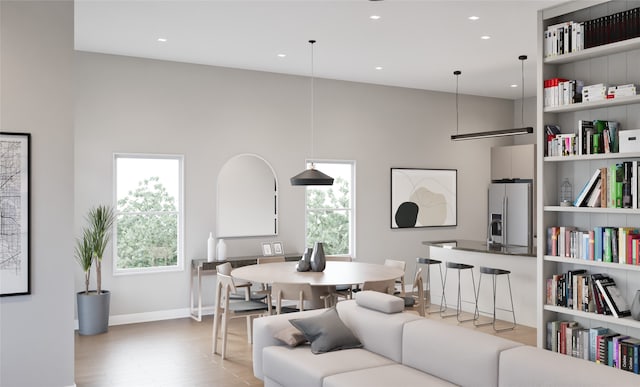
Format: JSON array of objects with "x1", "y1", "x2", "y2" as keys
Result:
[
  {"x1": 543, "y1": 206, "x2": 640, "y2": 214},
  {"x1": 544, "y1": 152, "x2": 640, "y2": 162},
  {"x1": 538, "y1": 1, "x2": 640, "y2": 350},
  {"x1": 543, "y1": 95, "x2": 640, "y2": 113},
  {"x1": 544, "y1": 305, "x2": 640, "y2": 329},
  {"x1": 543, "y1": 36, "x2": 640, "y2": 65},
  {"x1": 544, "y1": 255, "x2": 640, "y2": 272}
]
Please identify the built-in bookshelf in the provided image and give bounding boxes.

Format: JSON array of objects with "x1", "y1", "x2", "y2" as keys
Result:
[{"x1": 537, "y1": 0, "x2": 640, "y2": 375}]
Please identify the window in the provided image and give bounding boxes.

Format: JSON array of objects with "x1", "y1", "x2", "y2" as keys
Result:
[
  {"x1": 114, "y1": 154, "x2": 183, "y2": 274},
  {"x1": 305, "y1": 160, "x2": 355, "y2": 256}
]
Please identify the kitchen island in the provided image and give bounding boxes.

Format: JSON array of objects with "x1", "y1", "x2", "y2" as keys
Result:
[{"x1": 422, "y1": 240, "x2": 536, "y2": 327}]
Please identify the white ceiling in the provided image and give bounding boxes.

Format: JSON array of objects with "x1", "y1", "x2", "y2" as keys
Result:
[{"x1": 75, "y1": 0, "x2": 565, "y2": 100}]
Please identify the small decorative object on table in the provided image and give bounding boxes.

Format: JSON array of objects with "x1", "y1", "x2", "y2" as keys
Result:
[
  {"x1": 631, "y1": 290, "x2": 640, "y2": 320},
  {"x1": 261, "y1": 242, "x2": 273, "y2": 256},
  {"x1": 216, "y1": 238, "x2": 227, "y2": 261},
  {"x1": 310, "y1": 242, "x2": 326, "y2": 272},
  {"x1": 207, "y1": 232, "x2": 216, "y2": 262},
  {"x1": 297, "y1": 247, "x2": 312, "y2": 272},
  {"x1": 272, "y1": 241, "x2": 283, "y2": 255}
]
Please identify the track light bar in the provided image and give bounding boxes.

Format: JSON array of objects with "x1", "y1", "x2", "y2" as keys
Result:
[{"x1": 450, "y1": 126, "x2": 533, "y2": 141}]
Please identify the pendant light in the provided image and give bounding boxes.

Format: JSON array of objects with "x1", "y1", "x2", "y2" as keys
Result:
[
  {"x1": 451, "y1": 55, "x2": 533, "y2": 141},
  {"x1": 290, "y1": 40, "x2": 334, "y2": 186}
]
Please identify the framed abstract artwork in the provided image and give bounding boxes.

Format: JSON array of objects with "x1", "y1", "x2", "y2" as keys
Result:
[
  {"x1": 390, "y1": 168, "x2": 457, "y2": 229},
  {"x1": 1, "y1": 132, "x2": 31, "y2": 296}
]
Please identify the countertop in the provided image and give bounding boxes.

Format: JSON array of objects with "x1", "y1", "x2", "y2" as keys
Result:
[{"x1": 422, "y1": 239, "x2": 536, "y2": 257}]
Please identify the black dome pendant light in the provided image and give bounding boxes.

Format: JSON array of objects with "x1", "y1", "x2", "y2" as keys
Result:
[
  {"x1": 451, "y1": 55, "x2": 533, "y2": 141},
  {"x1": 290, "y1": 40, "x2": 334, "y2": 186}
]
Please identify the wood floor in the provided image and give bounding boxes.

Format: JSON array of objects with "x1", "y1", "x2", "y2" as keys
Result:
[{"x1": 75, "y1": 307, "x2": 536, "y2": 386}]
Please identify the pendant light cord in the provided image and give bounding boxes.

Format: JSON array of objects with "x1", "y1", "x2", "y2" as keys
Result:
[
  {"x1": 454, "y1": 70, "x2": 461, "y2": 136},
  {"x1": 310, "y1": 40, "x2": 316, "y2": 164},
  {"x1": 519, "y1": 55, "x2": 527, "y2": 128}
]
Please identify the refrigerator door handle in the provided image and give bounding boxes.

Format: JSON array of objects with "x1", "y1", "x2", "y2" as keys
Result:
[{"x1": 503, "y1": 196, "x2": 508, "y2": 246}]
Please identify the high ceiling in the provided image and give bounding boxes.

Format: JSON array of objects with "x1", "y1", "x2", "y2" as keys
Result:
[{"x1": 75, "y1": 0, "x2": 565, "y2": 100}]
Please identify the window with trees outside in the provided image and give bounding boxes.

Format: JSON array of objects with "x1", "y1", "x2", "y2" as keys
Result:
[
  {"x1": 305, "y1": 160, "x2": 355, "y2": 256},
  {"x1": 114, "y1": 154, "x2": 184, "y2": 274}
]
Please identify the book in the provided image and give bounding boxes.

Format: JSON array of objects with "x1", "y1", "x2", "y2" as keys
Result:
[
  {"x1": 597, "y1": 278, "x2": 632, "y2": 318},
  {"x1": 574, "y1": 169, "x2": 601, "y2": 207},
  {"x1": 590, "y1": 327, "x2": 609, "y2": 362}
]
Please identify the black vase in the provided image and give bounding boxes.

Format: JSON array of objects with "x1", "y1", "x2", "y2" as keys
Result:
[
  {"x1": 310, "y1": 242, "x2": 326, "y2": 272},
  {"x1": 297, "y1": 247, "x2": 312, "y2": 272}
]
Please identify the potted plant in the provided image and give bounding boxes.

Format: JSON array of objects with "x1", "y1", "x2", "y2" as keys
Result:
[{"x1": 75, "y1": 205, "x2": 115, "y2": 335}]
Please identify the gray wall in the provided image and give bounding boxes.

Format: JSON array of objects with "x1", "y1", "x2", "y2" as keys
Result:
[
  {"x1": 0, "y1": 1, "x2": 75, "y2": 386},
  {"x1": 75, "y1": 52, "x2": 515, "y2": 317},
  {"x1": 513, "y1": 96, "x2": 537, "y2": 145}
]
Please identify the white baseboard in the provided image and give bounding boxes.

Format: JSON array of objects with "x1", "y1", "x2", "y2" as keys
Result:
[{"x1": 74, "y1": 306, "x2": 217, "y2": 330}]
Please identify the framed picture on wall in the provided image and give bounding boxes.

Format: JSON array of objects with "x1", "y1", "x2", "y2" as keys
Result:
[
  {"x1": 272, "y1": 242, "x2": 283, "y2": 255},
  {"x1": 390, "y1": 168, "x2": 457, "y2": 229},
  {"x1": 261, "y1": 242, "x2": 273, "y2": 256},
  {"x1": 1, "y1": 132, "x2": 31, "y2": 296}
]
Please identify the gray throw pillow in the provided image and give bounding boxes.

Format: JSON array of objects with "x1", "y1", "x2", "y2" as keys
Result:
[{"x1": 289, "y1": 307, "x2": 362, "y2": 354}]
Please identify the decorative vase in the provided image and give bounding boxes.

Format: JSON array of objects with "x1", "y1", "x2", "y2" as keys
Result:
[
  {"x1": 207, "y1": 232, "x2": 215, "y2": 262},
  {"x1": 631, "y1": 290, "x2": 640, "y2": 320},
  {"x1": 216, "y1": 238, "x2": 227, "y2": 262},
  {"x1": 310, "y1": 242, "x2": 326, "y2": 272},
  {"x1": 297, "y1": 247, "x2": 313, "y2": 272}
]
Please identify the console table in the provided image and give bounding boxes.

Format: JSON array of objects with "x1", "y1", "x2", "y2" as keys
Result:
[{"x1": 189, "y1": 254, "x2": 301, "y2": 321}]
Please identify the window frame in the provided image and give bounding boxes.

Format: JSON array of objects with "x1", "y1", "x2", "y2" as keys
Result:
[
  {"x1": 304, "y1": 159, "x2": 356, "y2": 258},
  {"x1": 112, "y1": 153, "x2": 185, "y2": 275}
]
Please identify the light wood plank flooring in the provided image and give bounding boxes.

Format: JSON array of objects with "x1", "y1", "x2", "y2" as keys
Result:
[{"x1": 75, "y1": 307, "x2": 536, "y2": 386}]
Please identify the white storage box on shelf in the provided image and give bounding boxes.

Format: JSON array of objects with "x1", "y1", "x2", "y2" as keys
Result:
[{"x1": 619, "y1": 129, "x2": 640, "y2": 154}]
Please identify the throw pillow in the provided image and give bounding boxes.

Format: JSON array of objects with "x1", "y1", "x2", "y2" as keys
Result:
[
  {"x1": 273, "y1": 326, "x2": 307, "y2": 347},
  {"x1": 289, "y1": 307, "x2": 362, "y2": 354}
]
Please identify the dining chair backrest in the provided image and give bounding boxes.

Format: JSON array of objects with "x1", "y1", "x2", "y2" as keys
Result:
[
  {"x1": 384, "y1": 259, "x2": 406, "y2": 295},
  {"x1": 412, "y1": 267, "x2": 425, "y2": 317},
  {"x1": 271, "y1": 282, "x2": 314, "y2": 314},
  {"x1": 325, "y1": 255, "x2": 352, "y2": 262},
  {"x1": 216, "y1": 262, "x2": 232, "y2": 275},
  {"x1": 257, "y1": 256, "x2": 285, "y2": 264},
  {"x1": 362, "y1": 279, "x2": 396, "y2": 294}
]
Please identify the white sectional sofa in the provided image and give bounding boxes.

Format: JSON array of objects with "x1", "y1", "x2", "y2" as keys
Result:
[{"x1": 253, "y1": 291, "x2": 639, "y2": 387}]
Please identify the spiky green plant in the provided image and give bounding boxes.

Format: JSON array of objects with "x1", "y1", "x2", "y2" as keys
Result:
[
  {"x1": 74, "y1": 228, "x2": 94, "y2": 294},
  {"x1": 87, "y1": 205, "x2": 115, "y2": 294}
]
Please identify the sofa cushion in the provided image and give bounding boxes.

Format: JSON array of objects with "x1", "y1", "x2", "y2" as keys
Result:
[
  {"x1": 499, "y1": 345, "x2": 640, "y2": 386},
  {"x1": 402, "y1": 318, "x2": 522, "y2": 386},
  {"x1": 253, "y1": 308, "x2": 326, "y2": 380},
  {"x1": 262, "y1": 346, "x2": 395, "y2": 387},
  {"x1": 322, "y1": 363, "x2": 457, "y2": 387},
  {"x1": 289, "y1": 307, "x2": 362, "y2": 354},
  {"x1": 273, "y1": 325, "x2": 307, "y2": 347},
  {"x1": 355, "y1": 290, "x2": 404, "y2": 313},
  {"x1": 337, "y1": 299, "x2": 422, "y2": 362}
]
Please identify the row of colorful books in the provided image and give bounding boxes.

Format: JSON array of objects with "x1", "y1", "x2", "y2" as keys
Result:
[
  {"x1": 543, "y1": 78, "x2": 582, "y2": 107},
  {"x1": 572, "y1": 162, "x2": 638, "y2": 208},
  {"x1": 546, "y1": 226, "x2": 640, "y2": 264},
  {"x1": 544, "y1": 7, "x2": 640, "y2": 58},
  {"x1": 547, "y1": 321, "x2": 640, "y2": 374},
  {"x1": 546, "y1": 270, "x2": 630, "y2": 318},
  {"x1": 544, "y1": 120, "x2": 621, "y2": 157}
]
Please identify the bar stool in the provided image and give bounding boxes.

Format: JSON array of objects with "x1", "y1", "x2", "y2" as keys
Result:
[
  {"x1": 415, "y1": 257, "x2": 445, "y2": 314},
  {"x1": 474, "y1": 266, "x2": 516, "y2": 332},
  {"x1": 440, "y1": 261, "x2": 478, "y2": 322}
]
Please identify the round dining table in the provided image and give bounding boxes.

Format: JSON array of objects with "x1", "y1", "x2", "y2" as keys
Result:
[{"x1": 231, "y1": 261, "x2": 404, "y2": 309}]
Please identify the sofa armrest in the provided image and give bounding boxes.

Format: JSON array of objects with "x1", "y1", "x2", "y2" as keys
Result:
[{"x1": 252, "y1": 309, "x2": 325, "y2": 380}]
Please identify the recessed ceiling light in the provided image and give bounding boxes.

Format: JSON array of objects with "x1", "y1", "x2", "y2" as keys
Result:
[
  {"x1": 370, "y1": 15, "x2": 381, "y2": 20},
  {"x1": 510, "y1": 84, "x2": 519, "y2": 88},
  {"x1": 277, "y1": 53, "x2": 286, "y2": 58},
  {"x1": 375, "y1": 66, "x2": 383, "y2": 70},
  {"x1": 480, "y1": 35, "x2": 491, "y2": 40},
  {"x1": 157, "y1": 38, "x2": 167, "y2": 42},
  {"x1": 468, "y1": 16, "x2": 480, "y2": 21}
]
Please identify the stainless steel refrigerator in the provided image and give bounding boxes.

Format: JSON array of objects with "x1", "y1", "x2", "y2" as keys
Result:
[{"x1": 488, "y1": 181, "x2": 533, "y2": 247}]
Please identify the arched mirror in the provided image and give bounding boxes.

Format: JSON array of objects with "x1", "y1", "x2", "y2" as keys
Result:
[{"x1": 217, "y1": 154, "x2": 278, "y2": 238}]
